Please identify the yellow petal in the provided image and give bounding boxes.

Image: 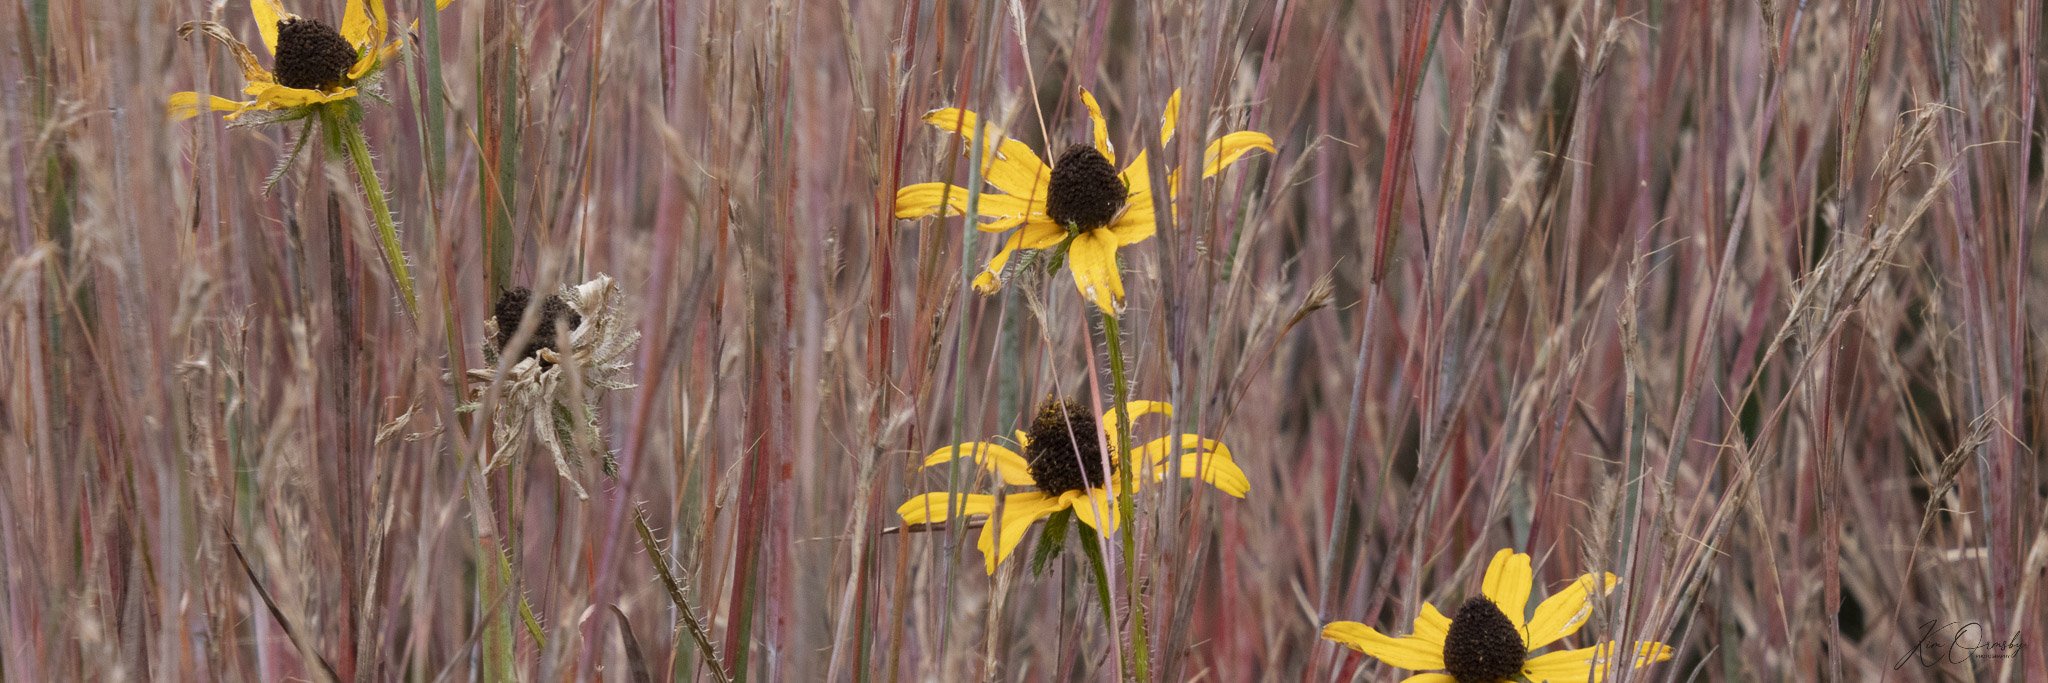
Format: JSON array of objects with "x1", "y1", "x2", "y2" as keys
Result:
[
  {"x1": 921, "y1": 441, "x2": 1034, "y2": 488},
  {"x1": 342, "y1": 0, "x2": 388, "y2": 49},
  {"x1": 250, "y1": 0, "x2": 292, "y2": 56},
  {"x1": 348, "y1": 40, "x2": 403, "y2": 81},
  {"x1": 1135, "y1": 434, "x2": 1248, "y2": 497},
  {"x1": 180, "y1": 21, "x2": 275, "y2": 84},
  {"x1": 1101, "y1": 400, "x2": 1173, "y2": 429},
  {"x1": 1319, "y1": 621, "x2": 1447, "y2": 671},
  {"x1": 1202, "y1": 131, "x2": 1276, "y2": 178},
  {"x1": 1413, "y1": 602, "x2": 1453, "y2": 643},
  {"x1": 971, "y1": 220, "x2": 1065, "y2": 294},
  {"x1": 1065, "y1": 231, "x2": 1125, "y2": 313},
  {"x1": 895, "y1": 492, "x2": 996, "y2": 525},
  {"x1": 1525, "y1": 641, "x2": 1674, "y2": 682},
  {"x1": 1101, "y1": 194, "x2": 1158, "y2": 246},
  {"x1": 1118, "y1": 149, "x2": 1152, "y2": 198},
  {"x1": 893, "y1": 182, "x2": 1043, "y2": 228},
  {"x1": 1159, "y1": 89, "x2": 1181, "y2": 147},
  {"x1": 1068, "y1": 488, "x2": 1119, "y2": 536},
  {"x1": 248, "y1": 82, "x2": 358, "y2": 108},
  {"x1": 1175, "y1": 439, "x2": 1249, "y2": 497},
  {"x1": 1481, "y1": 548, "x2": 1534, "y2": 634},
  {"x1": 167, "y1": 92, "x2": 251, "y2": 120},
  {"x1": 921, "y1": 108, "x2": 1052, "y2": 199},
  {"x1": 1397, "y1": 675, "x2": 1455, "y2": 683},
  {"x1": 981, "y1": 491, "x2": 1065, "y2": 573},
  {"x1": 1521, "y1": 645, "x2": 1596, "y2": 681},
  {"x1": 1526, "y1": 572, "x2": 1619, "y2": 650},
  {"x1": 1081, "y1": 88, "x2": 1114, "y2": 165}
]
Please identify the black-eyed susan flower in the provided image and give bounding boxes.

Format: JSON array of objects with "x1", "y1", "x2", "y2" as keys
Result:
[
  {"x1": 894, "y1": 89, "x2": 1274, "y2": 314},
  {"x1": 896, "y1": 397, "x2": 1249, "y2": 574},
  {"x1": 168, "y1": 0, "x2": 444, "y2": 122},
  {"x1": 1321, "y1": 548, "x2": 1675, "y2": 682},
  {"x1": 462, "y1": 275, "x2": 641, "y2": 499},
  {"x1": 169, "y1": 0, "x2": 451, "y2": 318}
]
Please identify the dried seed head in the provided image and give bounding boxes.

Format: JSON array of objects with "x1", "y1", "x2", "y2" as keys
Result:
[
  {"x1": 493, "y1": 287, "x2": 583, "y2": 363},
  {"x1": 1441, "y1": 596, "x2": 1527, "y2": 683},
  {"x1": 1023, "y1": 397, "x2": 1114, "y2": 495},
  {"x1": 1045, "y1": 145, "x2": 1127, "y2": 231},
  {"x1": 272, "y1": 18, "x2": 356, "y2": 90}
]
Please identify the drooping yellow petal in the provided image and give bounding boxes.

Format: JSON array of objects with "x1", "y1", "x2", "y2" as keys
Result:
[
  {"x1": 1159, "y1": 89, "x2": 1181, "y2": 147},
  {"x1": 981, "y1": 491, "x2": 1066, "y2": 573},
  {"x1": 1081, "y1": 88, "x2": 1115, "y2": 165},
  {"x1": 1164, "y1": 437, "x2": 1249, "y2": 498},
  {"x1": 921, "y1": 441, "x2": 1035, "y2": 488},
  {"x1": 1065, "y1": 230, "x2": 1125, "y2": 313},
  {"x1": 895, "y1": 492, "x2": 997, "y2": 526},
  {"x1": 921, "y1": 108, "x2": 1052, "y2": 199},
  {"x1": 250, "y1": 0, "x2": 292, "y2": 56},
  {"x1": 1591, "y1": 642, "x2": 1676, "y2": 681},
  {"x1": 348, "y1": 40, "x2": 404, "y2": 81},
  {"x1": 1481, "y1": 548, "x2": 1535, "y2": 634},
  {"x1": 1101, "y1": 400, "x2": 1173, "y2": 430},
  {"x1": 1320, "y1": 622, "x2": 1448, "y2": 671},
  {"x1": 1526, "y1": 572, "x2": 1619, "y2": 650},
  {"x1": 1202, "y1": 131, "x2": 1276, "y2": 178},
  {"x1": 248, "y1": 82, "x2": 358, "y2": 108},
  {"x1": 971, "y1": 220, "x2": 1065, "y2": 294},
  {"x1": 342, "y1": 0, "x2": 388, "y2": 50},
  {"x1": 167, "y1": 92, "x2": 251, "y2": 120},
  {"x1": 1067, "y1": 488, "x2": 1119, "y2": 536},
  {"x1": 893, "y1": 182, "x2": 1043, "y2": 228},
  {"x1": 180, "y1": 21, "x2": 275, "y2": 84},
  {"x1": 1525, "y1": 641, "x2": 1673, "y2": 682}
]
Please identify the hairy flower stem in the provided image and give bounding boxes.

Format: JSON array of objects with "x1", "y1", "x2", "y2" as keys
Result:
[
  {"x1": 1076, "y1": 521, "x2": 1119, "y2": 645},
  {"x1": 325, "y1": 106, "x2": 419, "y2": 320},
  {"x1": 1100, "y1": 311, "x2": 1150, "y2": 680}
]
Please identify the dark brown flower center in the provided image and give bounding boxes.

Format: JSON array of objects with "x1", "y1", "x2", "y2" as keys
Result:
[
  {"x1": 1045, "y1": 145, "x2": 1127, "y2": 231},
  {"x1": 273, "y1": 18, "x2": 357, "y2": 90},
  {"x1": 1023, "y1": 398, "x2": 1114, "y2": 495},
  {"x1": 1441, "y1": 596, "x2": 1527, "y2": 683},
  {"x1": 493, "y1": 287, "x2": 582, "y2": 363}
]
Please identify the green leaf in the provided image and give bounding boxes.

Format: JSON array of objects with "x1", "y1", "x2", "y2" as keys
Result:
[{"x1": 1029, "y1": 509, "x2": 1073, "y2": 576}]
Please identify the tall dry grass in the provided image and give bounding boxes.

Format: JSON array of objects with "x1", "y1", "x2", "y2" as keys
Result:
[{"x1": 0, "y1": 0, "x2": 2042, "y2": 680}]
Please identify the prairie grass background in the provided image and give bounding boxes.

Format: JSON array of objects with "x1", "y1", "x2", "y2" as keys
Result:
[{"x1": 2, "y1": 0, "x2": 2044, "y2": 680}]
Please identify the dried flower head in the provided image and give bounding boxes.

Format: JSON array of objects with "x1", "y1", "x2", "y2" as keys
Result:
[{"x1": 461, "y1": 274, "x2": 640, "y2": 499}]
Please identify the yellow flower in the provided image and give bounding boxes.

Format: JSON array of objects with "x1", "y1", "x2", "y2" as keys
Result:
[
  {"x1": 1322, "y1": 548, "x2": 1675, "y2": 682},
  {"x1": 896, "y1": 398, "x2": 1249, "y2": 574},
  {"x1": 894, "y1": 89, "x2": 1275, "y2": 313},
  {"x1": 168, "y1": 0, "x2": 450, "y2": 121}
]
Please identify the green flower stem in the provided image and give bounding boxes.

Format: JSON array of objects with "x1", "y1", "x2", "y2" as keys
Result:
[
  {"x1": 1100, "y1": 310, "x2": 1150, "y2": 681},
  {"x1": 1075, "y1": 519, "x2": 1119, "y2": 645},
  {"x1": 325, "y1": 106, "x2": 419, "y2": 320}
]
